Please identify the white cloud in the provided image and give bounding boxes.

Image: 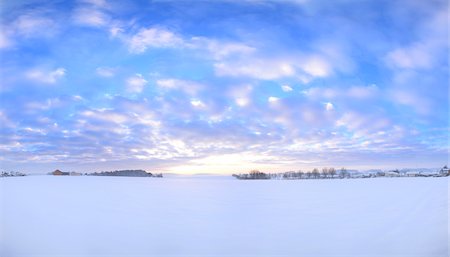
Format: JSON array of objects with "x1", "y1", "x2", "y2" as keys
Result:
[
  {"x1": 281, "y1": 84, "x2": 293, "y2": 92},
  {"x1": 304, "y1": 85, "x2": 378, "y2": 100},
  {"x1": 0, "y1": 30, "x2": 12, "y2": 48},
  {"x1": 314, "y1": 42, "x2": 355, "y2": 74},
  {"x1": 215, "y1": 59, "x2": 295, "y2": 80},
  {"x1": 26, "y1": 68, "x2": 66, "y2": 84},
  {"x1": 384, "y1": 9, "x2": 447, "y2": 71},
  {"x1": 81, "y1": 109, "x2": 129, "y2": 124},
  {"x1": 385, "y1": 43, "x2": 433, "y2": 69},
  {"x1": 72, "y1": 7, "x2": 110, "y2": 27},
  {"x1": 25, "y1": 98, "x2": 62, "y2": 112},
  {"x1": 325, "y1": 102, "x2": 334, "y2": 111},
  {"x1": 128, "y1": 27, "x2": 183, "y2": 53},
  {"x1": 190, "y1": 99, "x2": 206, "y2": 108},
  {"x1": 96, "y1": 67, "x2": 116, "y2": 77},
  {"x1": 190, "y1": 37, "x2": 256, "y2": 60},
  {"x1": 336, "y1": 111, "x2": 390, "y2": 132},
  {"x1": 0, "y1": 110, "x2": 16, "y2": 128},
  {"x1": 214, "y1": 53, "x2": 334, "y2": 81},
  {"x1": 126, "y1": 74, "x2": 147, "y2": 93},
  {"x1": 13, "y1": 13, "x2": 58, "y2": 38},
  {"x1": 235, "y1": 98, "x2": 249, "y2": 107},
  {"x1": 228, "y1": 84, "x2": 253, "y2": 107},
  {"x1": 155, "y1": 79, "x2": 178, "y2": 89},
  {"x1": 109, "y1": 26, "x2": 123, "y2": 37},
  {"x1": 268, "y1": 96, "x2": 280, "y2": 103},
  {"x1": 389, "y1": 89, "x2": 431, "y2": 115},
  {"x1": 300, "y1": 56, "x2": 332, "y2": 77},
  {"x1": 156, "y1": 78, "x2": 202, "y2": 95},
  {"x1": 72, "y1": 95, "x2": 84, "y2": 101}
]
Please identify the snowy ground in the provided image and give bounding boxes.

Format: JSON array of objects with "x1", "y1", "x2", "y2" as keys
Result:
[{"x1": 1, "y1": 176, "x2": 448, "y2": 257}]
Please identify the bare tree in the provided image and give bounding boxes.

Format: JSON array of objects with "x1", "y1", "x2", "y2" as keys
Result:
[
  {"x1": 306, "y1": 171, "x2": 312, "y2": 179},
  {"x1": 249, "y1": 170, "x2": 269, "y2": 179},
  {"x1": 312, "y1": 168, "x2": 320, "y2": 179},
  {"x1": 321, "y1": 168, "x2": 329, "y2": 179},
  {"x1": 339, "y1": 167, "x2": 348, "y2": 178},
  {"x1": 329, "y1": 167, "x2": 336, "y2": 178}
]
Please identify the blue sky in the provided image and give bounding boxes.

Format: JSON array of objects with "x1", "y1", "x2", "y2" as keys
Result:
[{"x1": 0, "y1": 0, "x2": 448, "y2": 174}]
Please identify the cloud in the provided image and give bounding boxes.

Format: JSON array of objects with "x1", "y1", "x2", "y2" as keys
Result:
[
  {"x1": 0, "y1": 110, "x2": 16, "y2": 128},
  {"x1": 126, "y1": 74, "x2": 147, "y2": 93},
  {"x1": 227, "y1": 84, "x2": 253, "y2": 107},
  {"x1": 190, "y1": 37, "x2": 256, "y2": 60},
  {"x1": 71, "y1": 0, "x2": 114, "y2": 27},
  {"x1": 25, "y1": 98, "x2": 62, "y2": 112},
  {"x1": 80, "y1": 108, "x2": 129, "y2": 124},
  {"x1": 336, "y1": 111, "x2": 391, "y2": 133},
  {"x1": 389, "y1": 87, "x2": 432, "y2": 115},
  {"x1": 299, "y1": 56, "x2": 331, "y2": 77},
  {"x1": 281, "y1": 84, "x2": 293, "y2": 92},
  {"x1": 215, "y1": 58, "x2": 295, "y2": 80},
  {"x1": 190, "y1": 99, "x2": 206, "y2": 108},
  {"x1": 385, "y1": 43, "x2": 433, "y2": 69},
  {"x1": 109, "y1": 25, "x2": 124, "y2": 37},
  {"x1": 10, "y1": 11, "x2": 58, "y2": 38},
  {"x1": 128, "y1": 27, "x2": 184, "y2": 53},
  {"x1": 155, "y1": 78, "x2": 203, "y2": 95},
  {"x1": 325, "y1": 102, "x2": 334, "y2": 111},
  {"x1": 79, "y1": 0, "x2": 108, "y2": 8},
  {"x1": 123, "y1": 28, "x2": 256, "y2": 58},
  {"x1": 96, "y1": 67, "x2": 117, "y2": 77},
  {"x1": 304, "y1": 85, "x2": 379, "y2": 100},
  {"x1": 214, "y1": 53, "x2": 334, "y2": 82},
  {"x1": 384, "y1": 8, "x2": 447, "y2": 71},
  {"x1": 268, "y1": 96, "x2": 280, "y2": 103},
  {"x1": 26, "y1": 68, "x2": 66, "y2": 84},
  {"x1": 0, "y1": 30, "x2": 13, "y2": 48},
  {"x1": 72, "y1": 7, "x2": 110, "y2": 27}
]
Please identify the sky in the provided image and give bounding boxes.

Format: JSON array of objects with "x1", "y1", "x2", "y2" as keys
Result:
[{"x1": 0, "y1": 0, "x2": 448, "y2": 174}]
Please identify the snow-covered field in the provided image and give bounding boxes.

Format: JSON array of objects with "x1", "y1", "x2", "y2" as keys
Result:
[{"x1": 1, "y1": 176, "x2": 448, "y2": 257}]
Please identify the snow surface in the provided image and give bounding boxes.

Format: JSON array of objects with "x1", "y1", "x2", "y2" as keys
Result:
[{"x1": 1, "y1": 176, "x2": 448, "y2": 257}]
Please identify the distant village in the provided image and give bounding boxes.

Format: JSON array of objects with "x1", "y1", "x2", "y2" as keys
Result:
[
  {"x1": 1, "y1": 171, "x2": 26, "y2": 177},
  {"x1": 50, "y1": 169, "x2": 163, "y2": 177},
  {"x1": 1, "y1": 169, "x2": 162, "y2": 177},
  {"x1": 233, "y1": 166, "x2": 450, "y2": 180}
]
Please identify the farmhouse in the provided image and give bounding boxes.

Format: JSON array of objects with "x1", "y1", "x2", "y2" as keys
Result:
[
  {"x1": 385, "y1": 170, "x2": 401, "y2": 177},
  {"x1": 405, "y1": 171, "x2": 421, "y2": 177},
  {"x1": 439, "y1": 166, "x2": 449, "y2": 176},
  {"x1": 52, "y1": 169, "x2": 70, "y2": 176}
]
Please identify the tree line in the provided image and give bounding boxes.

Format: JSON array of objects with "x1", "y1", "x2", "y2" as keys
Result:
[
  {"x1": 233, "y1": 168, "x2": 350, "y2": 180},
  {"x1": 233, "y1": 166, "x2": 450, "y2": 180}
]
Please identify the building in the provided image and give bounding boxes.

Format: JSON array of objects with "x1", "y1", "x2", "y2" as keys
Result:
[
  {"x1": 405, "y1": 171, "x2": 420, "y2": 177},
  {"x1": 385, "y1": 170, "x2": 401, "y2": 177},
  {"x1": 439, "y1": 166, "x2": 449, "y2": 176},
  {"x1": 52, "y1": 169, "x2": 69, "y2": 175}
]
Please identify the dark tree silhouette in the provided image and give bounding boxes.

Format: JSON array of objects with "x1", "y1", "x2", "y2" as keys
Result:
[
  {"x1": 329, "y1": 168, "x2": 336, "y2": 178},
  {"x1": 321, "y1": 168, "x2": 329, "y2": 178},
  {"x1": 312, "y1": 168, "x2": 320, "y2": 179}
]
